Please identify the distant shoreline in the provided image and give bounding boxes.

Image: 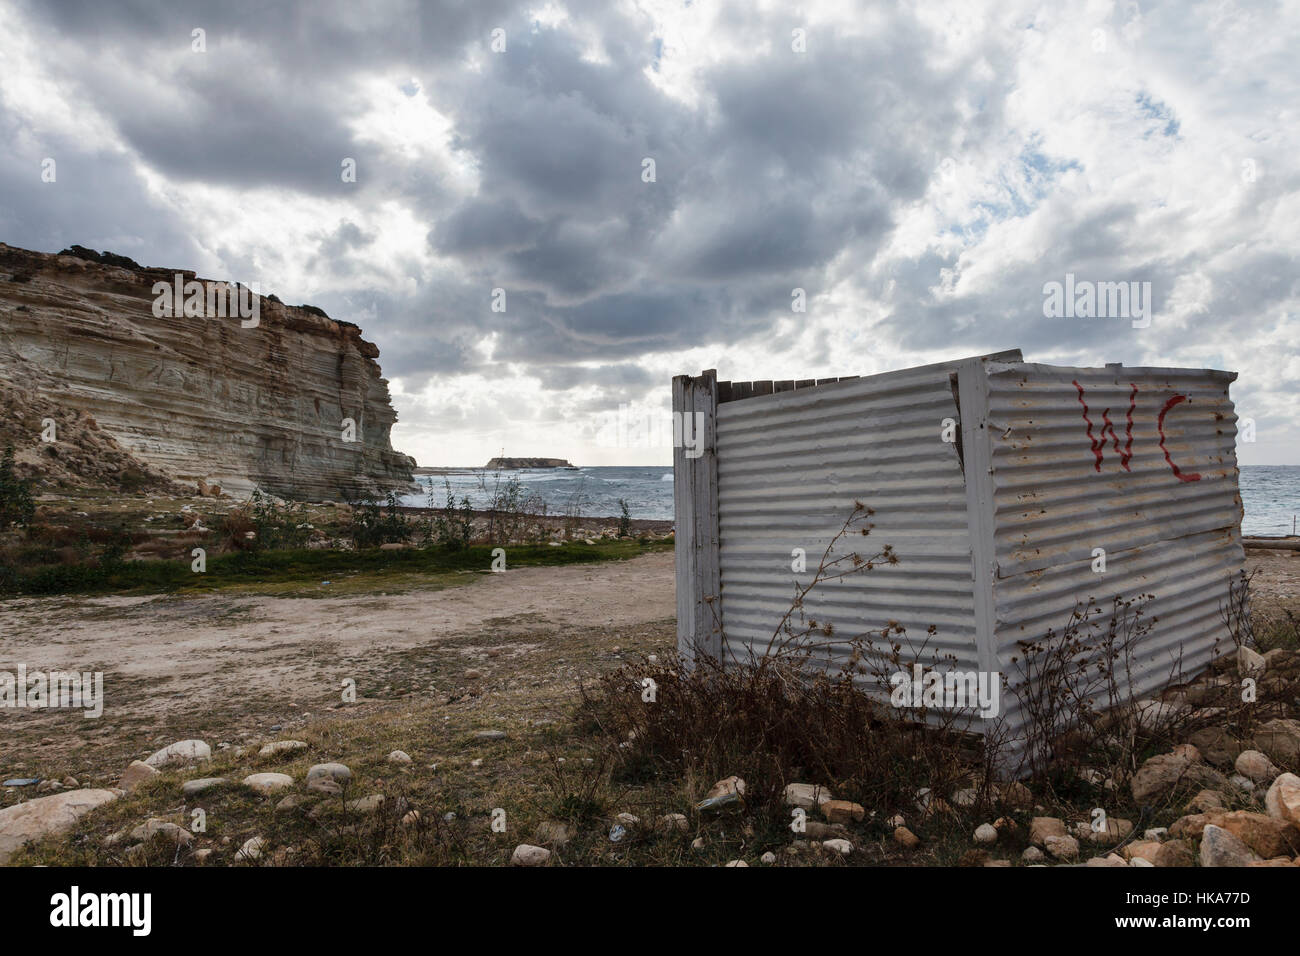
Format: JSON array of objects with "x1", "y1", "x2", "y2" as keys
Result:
[
  {"x1": 392, "y1": 502, "x2": 673, "y2": 533},
  {"x1": 411, "y1": 465, "x2": 674, "y2": 474}
]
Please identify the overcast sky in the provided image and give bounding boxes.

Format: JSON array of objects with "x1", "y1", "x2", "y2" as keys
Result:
[{"x1": 2, "y1": 0, "x2": 1297, "y2": 466}]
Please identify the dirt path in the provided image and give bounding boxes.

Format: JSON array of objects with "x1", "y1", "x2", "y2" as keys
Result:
[
  {"x1": 0, "y1": 551, "x2": 674, "y2": 726},
  {"x1": 2, "y1": 547, "x2": 1293, "y2": 785},
  {"x1": 5, "y1": 548, "x2": 1295, "y2": 723}
]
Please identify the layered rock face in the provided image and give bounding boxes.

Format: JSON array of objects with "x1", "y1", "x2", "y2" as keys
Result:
[{"x1": 0, "y1": 243, "x2": 416, "y2": 500}]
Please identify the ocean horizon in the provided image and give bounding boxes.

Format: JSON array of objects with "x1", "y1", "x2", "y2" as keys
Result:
[{"x1": 403, "y1": 464, "x2": 1300, "y2": 536}]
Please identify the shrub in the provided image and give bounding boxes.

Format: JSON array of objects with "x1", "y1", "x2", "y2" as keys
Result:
[
  {"x1": 349, "y1": 491, "x2": 412, "y2": 548},
  {"x1": 425, "y1": 479, "x2": 473, "y2": 550},
  {"x1": 219, "y1": 506, "x2": 257, "y2": 551},
  {"x1": 0, "y1": 445, "x2": 35, "y2": 529},
  {"x1": 228, "y1": 488, "x2": 314, "y2": 551}
]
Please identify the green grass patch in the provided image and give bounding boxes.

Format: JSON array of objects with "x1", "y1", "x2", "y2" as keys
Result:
[{"x1": 1, "y1": 537, "x2": 672, "y2": 598}]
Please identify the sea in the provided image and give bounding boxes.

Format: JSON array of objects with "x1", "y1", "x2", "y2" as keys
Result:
[{"x1": 403, "y1": 464, "x2": 1300, "y2": 536}]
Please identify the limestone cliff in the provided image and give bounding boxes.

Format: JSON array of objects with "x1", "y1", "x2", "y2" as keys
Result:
[{"x1": 0, "y1": 243, "x2": 416, "y2": 500}]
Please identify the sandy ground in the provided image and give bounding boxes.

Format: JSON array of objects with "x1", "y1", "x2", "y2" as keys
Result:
[
  {"x1": 1, "y1": 547, "x2": 1294, "y2": 769},
  {"x1": 0, "y1": 551, "x2": 674, "y2": 727},
  {"x1": 1242, "y1": 547, "x2": 1300, "y2": 615}
]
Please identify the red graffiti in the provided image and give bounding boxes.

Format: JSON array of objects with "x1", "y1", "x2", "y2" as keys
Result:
[
  {"x1": 1072, "y1": 381, "x2": 1199, "y2": 481},
  {"x1": 1100, "y1": 407, "x2": 1122, "y2": 466},
  {"x1": 1158, "y1": 394, "x2": 1202, "y2": 482},
  {"x1": 1073, "y1": 381, "x2": 1105, "y2": 471},
  {"x1": 1073, "y1": 380, "x2": 1134, "y2": 473},
  {"x1": 1122, "y1": 384, "x2": 1136, "y2": 470}
]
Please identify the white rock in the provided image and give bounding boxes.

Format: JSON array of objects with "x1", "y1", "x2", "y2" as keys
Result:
[
  {"x1": 1199, "y1": 824, "x2": 1261, "y2": 867},
  {"x1": 511, "y1": 844, "x2": 551, "y2": 866},
  {"x1": 305, "y1": 763, "x2": 351, "y2": 786},
  {"x1": 823, "y1": 838, "x2": 853, "y2": 856},
  {"x1": 118, "y1": 760, "x2": 160, "y2": 792},
  {"x1": 1237, "y1": 645, "x2": 1266, "y2": 679},
  {"x1": 1234, "y1": 749, "x2": 1280, "y2": 784},
  {"x1": 1229, "y1": 774, "x2": 1256, "y2": 793},
  {"x1": 0, "y1": 789, "x2": 120, "y2": 864},
  {"x1": 760, "y1": 851, "x2": 777, "y2": 864},
  {"x1": 181, "y1": 777, "x2": 228, "y2": 797},
  {"x1": 783, "y1": 783, "x2": 834, "y2": 810},
  {"x1": 973, "y1": 823, "x2": 998, "y2": 844},
  {"x1": 1043, "y1": 834, "x2": 1080, "y2": 860},
  {"x1": 1264, "y1": 772, "x2": 1300, "y2": 825},
  {"x1": 143, "y1": 739, "x2": 211, "y2": 768},
  {"x1": 387, "y1": 750, "x2": 413, "y2": 764},
  {"x1": 236, "y1": 836, "x2": 266, "y2": 861},
  {"x1": 242, "y1": 772, "x2": 294, "y2": 795},
  {"x1": 130, "y1": 819, "x2": 193, "y2": 847},
  {"x1": 724, "y1": 859, "x2": 748, "y2": 867},
  {"x1": 345, "y1": 794, "x2": 385, "y2": 814}
]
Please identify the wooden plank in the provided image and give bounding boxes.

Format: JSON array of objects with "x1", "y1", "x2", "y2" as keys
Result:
[
  {"x1": 751, "y1": 380, "x2": 773, "y2": 396},
  {"x1": 673, "y1": 370, "x2": 722, "y2": 667},
  {"x1": 795, "y1": 379, "x2": 816, "y2": 389},
  {"x1": 716, "y1": 381, "x2": 733, "y2": 404},
  {"x1": 734, "y1": 381, "x2": 754, "y2": 400},
  {"x1": 816, "y1": 377, "x2": 838, "y2": 385},
  {"x1": 773, "y1": 380, "x2": 795, "y2": 393}
]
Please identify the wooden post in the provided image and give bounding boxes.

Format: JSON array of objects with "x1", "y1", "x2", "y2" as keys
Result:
[{"x1": 673, "y1": 369, "x2": 722, "y2": 666}]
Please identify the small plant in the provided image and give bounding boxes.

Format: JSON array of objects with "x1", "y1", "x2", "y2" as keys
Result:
[
  {"x1": 426, "y1": 479, "x2": 473, "y2": 550},
  {"x1": 0, "y1": 444, "x2": 35, "y2": 529},
  {"x1": 617, "y1": 498, "x2": 631, "y2": 537},
  {"x1": 1010, "y1": 593, "x2": 1168, "y2": 781},
  {"x1": 349, "y1": 491, "x2": 412, "y2": 548},
  {"x1": 475, "y1": 467, "x2": 546, "y2": 546},
  {"x1": 577, "y1": 501, "x2": 984, "y2": 823},
  {"x1": 241, "y1": 488, "x2": 313, "y2": 550}
]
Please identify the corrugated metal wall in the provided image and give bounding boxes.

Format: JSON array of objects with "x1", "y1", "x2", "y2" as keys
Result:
[
  {"x1": 678, "y1": 353, "x2": 1244, "y2": 756},
  {"x1": 980, "y1": 362, "x2": 1244, "y2": 729},
  {"x1": 713, "y1": 356, "x2": 998, "y2": 681}
]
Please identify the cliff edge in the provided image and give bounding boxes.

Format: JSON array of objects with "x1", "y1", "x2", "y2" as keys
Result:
[{"x1": 0, "y1": 242, "x2": 416, "y2": 500}]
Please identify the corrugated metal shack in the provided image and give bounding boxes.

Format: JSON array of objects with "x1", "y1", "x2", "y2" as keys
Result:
[{"x1": 673, "y1": 349, "x2": 1244, "y2": 751}]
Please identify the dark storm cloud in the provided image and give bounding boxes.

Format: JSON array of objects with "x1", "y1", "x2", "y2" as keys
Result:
[
  {"x1": 534, "y1": 362, "x2": 657, "y2": 391},
  {"x1": 0, "y1": 110, "x2": 204, "y2": 265},
  {"x1": 4, "y1": 0, "x2": 1294, "y2": 464},
  {"x1": 305, "y1": 221, "x2": 377, "y2": 276},
  {"x1": 14, "y1": 0, "x2": 520, "y2": 197},
  {"x1": 4, "y1": 0, "x2": 978, "y2": 375},
  {"x1": 405, "y1": 11, "x2": 979, "y2": 368}
]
